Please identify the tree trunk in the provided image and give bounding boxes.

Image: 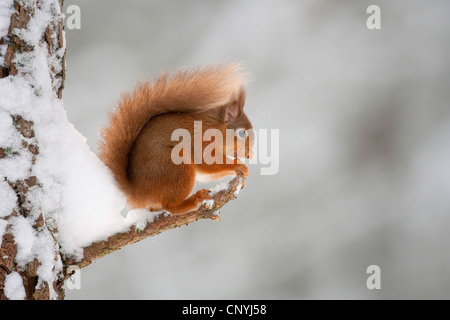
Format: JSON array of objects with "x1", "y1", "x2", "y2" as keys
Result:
[{"x1": 0, "y1": 0, "x2": 66, "y2": 300}]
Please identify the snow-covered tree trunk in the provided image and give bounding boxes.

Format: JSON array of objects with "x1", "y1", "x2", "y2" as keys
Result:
[{"x1": 0, "y1": 0, "x2": 66, "y2": 300}]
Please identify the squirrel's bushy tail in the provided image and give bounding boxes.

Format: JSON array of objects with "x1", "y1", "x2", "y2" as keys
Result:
[{"x1": 99, "y1": 63, "x2": 248, "y2": 195}]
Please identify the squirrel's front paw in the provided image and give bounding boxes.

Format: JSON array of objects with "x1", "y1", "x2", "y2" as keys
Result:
[
  {"x1": 194, "y1": 189, "x2": 212, "y2": 203},
  {"x1": 233, "y1": 164, "x2": 249, "y2": 177}
]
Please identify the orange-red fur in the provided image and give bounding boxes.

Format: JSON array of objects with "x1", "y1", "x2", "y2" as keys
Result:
[{"x1": 99, "y1": 64, "x2": 252, "y2": 214}]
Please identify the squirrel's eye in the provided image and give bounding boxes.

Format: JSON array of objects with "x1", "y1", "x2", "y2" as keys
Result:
[{"x1": 237, "y1": 129, "x2": 247, "y2": 139}]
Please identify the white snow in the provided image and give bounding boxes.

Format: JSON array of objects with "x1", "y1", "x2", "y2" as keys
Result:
[
  {"x1": 0, "y1": 111, "x2": 18, "y2": 147},
  {"x1": 209, "y1": 180, "x2": 231, "y2": 195},
  {"x1": 4, "y1": 271, "x2": 26, "y2": 300},
  {"x1": 0, "y1": 179, "x2": 16, "y2": 218},
  {"x1": 0, "y1": 219, "x2": 8, "y2": 246},
  {"x1": 203, "y1": 199, "x2": 215, "y2": 209},
  {"x1": 9, "y1": 216, "x2": 36, "y2": 266},
  {"x1": 0, "y1": 0, "x2": 14, "y2": 55},
  {"x1": 0, "y1": 148, "x2": 33, "y2": 181},
  {"x1": 125, "y1": 208, "x2": 159, "y2": 231},
  {"x1": 11, "y1": 7, "x2": 52, "y2": 47},
  {"x1": 233, "y1": 178, "x2": 243, "y2": 196}
]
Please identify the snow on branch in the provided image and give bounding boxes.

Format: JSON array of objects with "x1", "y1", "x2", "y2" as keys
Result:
[{"x1": 63, "y1": 175, "x2": 246, "y2": 269}]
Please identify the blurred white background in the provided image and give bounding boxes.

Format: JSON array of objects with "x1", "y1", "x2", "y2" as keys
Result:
[{"x1": 63, "y1": 0, "x2": 450, "y2": 299}]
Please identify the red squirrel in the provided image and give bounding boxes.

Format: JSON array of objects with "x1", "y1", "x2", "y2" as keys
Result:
[{"x1": 99, "y1": 63, "x2": 253, "y2": 214}]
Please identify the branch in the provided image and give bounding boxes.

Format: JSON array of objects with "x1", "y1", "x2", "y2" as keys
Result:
[{"x1": 63, "y1": 175, "x2": 246, "y2": 269}]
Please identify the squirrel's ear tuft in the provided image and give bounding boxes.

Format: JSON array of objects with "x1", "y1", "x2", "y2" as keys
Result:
[
  {"x1": 223, "y1": 101, "x2": 239, "y2": 123},
  {"x1": 222, "y1": 86, "x2": 246, "y2": 123},
  {"x1": 236, "y1": 86, "x2": 246, "y2": 112}
]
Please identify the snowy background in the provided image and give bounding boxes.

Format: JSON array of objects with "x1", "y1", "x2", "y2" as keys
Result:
[{"x1": 63, "y1": 0, "x2": 450, "y2": 299}]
